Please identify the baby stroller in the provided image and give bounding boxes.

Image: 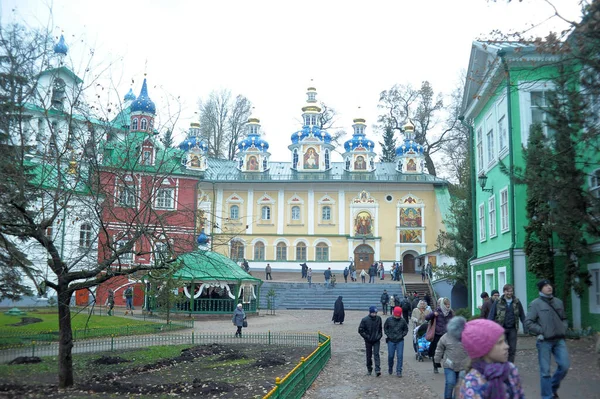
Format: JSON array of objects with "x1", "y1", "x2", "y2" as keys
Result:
[{"x1": 413, "y1": 323, "x2": 430, "y2": 362}]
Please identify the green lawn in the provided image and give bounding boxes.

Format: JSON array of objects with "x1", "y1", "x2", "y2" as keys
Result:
[{"x1": 0, "y1": 309, "x2": 187, "y2": 346}]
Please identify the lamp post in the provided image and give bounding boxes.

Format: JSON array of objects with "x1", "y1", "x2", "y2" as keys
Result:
[{"x1": 478, "y1": 174, "x2": 494, "y2": 193}]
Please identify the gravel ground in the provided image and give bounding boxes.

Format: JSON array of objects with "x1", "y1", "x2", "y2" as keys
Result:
[{"x1": 194, "y1": 309, "x2": 600, "y2": 399}]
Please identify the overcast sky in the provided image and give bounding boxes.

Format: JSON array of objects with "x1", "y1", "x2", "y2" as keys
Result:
[{"x1": 0, "y1": 0, "x2": 584, "y2": 173}]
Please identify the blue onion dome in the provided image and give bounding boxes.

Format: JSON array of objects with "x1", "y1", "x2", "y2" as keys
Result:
[
  {"x1": 395, "y1": 121, "x2": 423, "y2": 156},
  {"x1": 290, "y1": 126, "x2": 331, "y2": 144},
  {"x1": 238, "y1": 118, "x2": 269, "y2": 152},
  {"x1": 197, "y1": 229, "x2": 210, "y2": 246},
  {"x1": 53, "y1": 34, "x2": 68, "y2": 55},
  {"x1": 124, "y1": 88, "x2": 136, "y2": 102},
  {"x1": 178, "y1": 136, "x2": 208, "y2": 151},
  {"x1": 344, "y1": 117, "x2": 375, "y2": 152},
  {"x1": 130, "y1": 78, "x2": 156, "y2": 114}
]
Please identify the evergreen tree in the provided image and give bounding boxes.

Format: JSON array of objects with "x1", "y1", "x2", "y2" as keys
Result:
[
  {"x1": 161, "y1": 129, "x2": 174, "y2": 148},
  {"x1": 379, "y1": 125, "x2": 397, "y2": 162},
  {"x1": 523, "y1": 124, "x2": 555, "y2": 281}
]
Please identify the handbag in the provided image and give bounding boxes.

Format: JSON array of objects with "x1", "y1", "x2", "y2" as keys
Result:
[
  {"x1": 425, "y1": 317, "x2": 436, "y2": 342},
  {"x1": 242, "y1": 319, "x2": 248, "y2": 328}
]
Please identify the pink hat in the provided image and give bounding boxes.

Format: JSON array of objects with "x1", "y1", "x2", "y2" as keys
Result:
[
  {"x1": 393, "y1": 307, "x2": 402, "y2": 317},
  {"x1": 461, "y1": 319, "x2": 505, "y2": 359}
]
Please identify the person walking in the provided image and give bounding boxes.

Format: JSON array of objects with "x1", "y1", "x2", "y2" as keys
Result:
[
  {"x1": 434, "y1": 316, "x2": 469, "y2": 399},
  {"x1": 232, "y1": 303, "x2": 246, "y2": 337},
  {"x1": 360, "y1": 269, "x2": 367, "y2": 283},
  {"x1": 265, "y1": 263, "x2": 272, "y2": 280},
  {"x1": 425, "y1": 297, "x2": 455, "y2": 374},
  {"x1": 324, "y1": 267, "x2": 332, "y2": 288},
  {"x1": 300, "y1": 262, "x2": 308, "y2": 279},
  {"x1": 332, "y1": 296, "x2": 345, "y2": 324},
  {"x1": 380, "y1": 289, "x2": 390, "y2": 315},
  {"x1": 479, "y1": 292, "x2": 491, "y2": 319},
  {"x1": 384, "y1": 307, "x2": 408, "y2": 377},
  {"x1": 105, "y1": 289, "x2": 115, "y2": 316},
  {"x1": 368, "y1": 263, "x2": 377, "y2": 284},
  {"x1": 421, "y1": 266, "x2": 427, "y2": 281},
  {"x1": 343, "y1": 266, "x2": 349, "y2": 283},
  {"x1": 358, "y1": 306, "x2": 383, "y2": 377},
  {"x1": 426, "y1": 261, "x2": 433, "y2": 280},
  {"x1": 490, "y1": 289, "x2": 500, "y2": 302},
  {"x1": 307, "y1": 267, "x2": 312, "y2": 286},
  {"x1": 459, "y1": 318, "x2": 525, "y2": 398},
  {"x1": 411, "y1": 291, "x2": 420, "y2": 311},
  {"x1": 488, "y1": 284, "x2": 527, "y2": 363},
  {"x1": 123, "y1": 285, "x2": 134, "y2": 315},
  {"x1": 424, "y1": 292, "x2": 432, "y2": 308},
  {"x1": 411, "y1": 300, "x2": 432, "y2": 328},
  {"x1": 525, "y1": 279, "x2": 570, "y2": 399},
  {"x1": 401, "y1": 296, "x2": 411, "y2": 325}
]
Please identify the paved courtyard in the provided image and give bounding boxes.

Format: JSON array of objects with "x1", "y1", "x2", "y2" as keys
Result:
[{"x1": 194, "y1": 309, "x2": 600, "y2": 399}]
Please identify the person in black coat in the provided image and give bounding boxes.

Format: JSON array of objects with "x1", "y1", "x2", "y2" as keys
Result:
[
  {"x1": 401, "y1": 297, "x2": 411, "y2": 325},
  {"x1": 332, "y1": 296, "x2": 345, "y2": 324}
]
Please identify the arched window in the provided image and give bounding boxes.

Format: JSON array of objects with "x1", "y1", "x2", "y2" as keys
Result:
[
  {"x1": 325, "y1": 150, "x2": 330, "y2": 169},
  {"x1": 296, "y1": 242, "x2": 307, "y2": 261},
  {"x1": 261, "y1": 206, "x2": 271, "y2": 220},
  {"x1": 263, "y1": 158, "x2": 268, "y2": 170},
  {"x1": 79, "y1": 223, "x2": 93, "y2": 247},
  {"x1": 322, "y1": 206, "x2": 331, "y2": 221},
  {"x1": 230, "y1": 205, "x2": 239, "y2": 220},
  {"x1": 311, "y1": 115, "x2": 317, "y2": 126},
  {"x1": 291, "y1": 206, "x2": 300, "y2": 221},
  {"x1": 304, "y1": 115, "x2": 310, "y2": 126},
  {"x1": 316, "y1": 242, "x2": 329, "y2": 261},
  {"x1": 231, "y1": 241, "x2": 244, "y2": 261},
  {"x1": 254, "y1": 242, "x2": 265, "y2": 261},
  {"x1": 141, "y1": 118, "x2": 147, "y2": 130},
  {"x1": 276, "y1": 242, "x2": 287, "y2": 261},
  {"x1": 132, "y1": 118, "x2": 138, "y2": 131},
  {"x1": 345, "y1": 158, "x2": 351, "y2": 170},
  {"x1": 293, "y1": 149, "x2": 299, "y2": 169}
]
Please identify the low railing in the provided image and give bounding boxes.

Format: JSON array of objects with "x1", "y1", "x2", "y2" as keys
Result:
[
  {"x1": 171, "y1": 298, "x2": 258, "y2": 314},
  {"x1": 263, "y1": 332, "x2": 331, "y2": 399},
  {"x1": 0, "y1": 331, "x2": 322, "y2": 364}
]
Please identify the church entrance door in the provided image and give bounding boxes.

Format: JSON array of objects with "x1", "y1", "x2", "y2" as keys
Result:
[
  {"x1": 403, "y1": 253, "x2": 416, "y2": 273},
  {"x1": 354, "y1": 244, "x2": 374, "y2": 272}
]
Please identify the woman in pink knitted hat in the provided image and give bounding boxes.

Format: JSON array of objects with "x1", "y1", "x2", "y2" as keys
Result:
[{"x1": 459, "y1": 319, "x2": 525, "y2": 399}]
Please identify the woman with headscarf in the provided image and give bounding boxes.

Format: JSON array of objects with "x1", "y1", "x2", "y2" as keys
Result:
[
  {"x1": 411, "y1": 300, "x2": 432, "y2": 328},
  {"x1": 232, "y1": 303, "x2": 246, "y2": 337},
  {"x1": 425, "y1": 297, "x2": 454, "y2": 374},
  {"x1": 332, "y1": 296, "x2": 345, "y2": 324}
]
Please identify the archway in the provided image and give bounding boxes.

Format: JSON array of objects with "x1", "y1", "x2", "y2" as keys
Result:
[
  {"x1": 402, "y1": 253, "x2": 416, "y2": 273},
  {"x1": 354, "y1": 244, "x2": 374, "y2": 272}
]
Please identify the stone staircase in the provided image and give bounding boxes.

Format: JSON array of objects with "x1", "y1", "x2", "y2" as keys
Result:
[
  {"x1": 404, "y1": 282, "x2": 436, "y2": 306},
  {"x1": 258, "y1": 281, "x2": 407, "y2": 310}
]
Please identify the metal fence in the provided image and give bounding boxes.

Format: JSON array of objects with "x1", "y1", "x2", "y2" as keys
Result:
[
  {"x1": 0, "y1": 331, "x2": 322, "y2": 363},
  {"x1": 263, "y1": 332, "x2": 331, "y2": 399}
]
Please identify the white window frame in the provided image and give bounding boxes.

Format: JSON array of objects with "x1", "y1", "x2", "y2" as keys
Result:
[
  {"x1": 590, "y1": 169, "x2": 600, "y2": 199},
  {"x1": 116, "y1": 240, "x2": 134, "y2": 264},
  {"x1": 518, "y1": 81, "x2": 556, "y2": 146},
  {"x1": 486, "y1": 113, "x2": 495, "y2": 167},
  {"x1": 117, "y1": 185, "x2": 136, "y2": 207},
  {"x1": 498, "y1": 267, "x2": 507, "y2": 291},
  {"x1": 296, "y1": 242, "x2": 307, "y2": 261},
  {"x1": 500, "y1": 187, "x2": 509, "y2": 233},
  {"x1": 230, "y1": 204, "x2": 240, "y2": 220},
  {"x1": 141, "y1": 118, "x2": 148, "y2": 130},
  {"x1": 132, "y1": 118, "x2": 138, "y2": 131},
  {"x1": 479, "y1": 203, "x2": 486, "y2": 242},
  {"x1": 315, "y1": 242, "x2": 329, "y2": 261},
  {"x1": 485, "y1": 270, "x2": 495, "y2": 295},
  {"x1": 291, "y1": 205, "x2": 301, "y2": 221},
  {"x1": 261, "y1": 205, "x2": 271, "y2": 221},
  {"x1": 488, "y1": 195, "x2": 497, "y2": 238},
  {"x1": 497, "y1": 96, "x2": 508, "y2": 156},
  {"x1": 253, "y1": 241, "x2": 265, "y2": 261},
  {"x1": 79, "y1": 223, "x2": 93, "y2": 248},
  {"x1": 322, "y1": 205, "x2": 331, "y2": 221},
  {"x1": 155, "y1": 187, "x2": 175, "y2": 210},
  {"x1": 276, "y1": 242, "x2": 287, "y2": 261},
  {"x1": 230, "y1": 240, "x2": 245, "y2": 261},
  {"x1": 476, "y1": 127, "x2": 484, "y2": 173},
  {"x1": 589, "y1": 263, "x2": 600, "y2": 314},
  {"x1": 475, "y1": 271, "x2": 483, "y2": 308},
  {"x1": 142, "y1": 150, "x2": 152, "y2": 165},
  {"x1": 154, "y1": 241, "x2": 170, "y2": 262}
]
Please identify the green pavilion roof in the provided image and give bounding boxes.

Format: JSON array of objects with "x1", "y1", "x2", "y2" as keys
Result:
[{"x1": 172, "y1": 250, "x2": 262, "y2": 284}]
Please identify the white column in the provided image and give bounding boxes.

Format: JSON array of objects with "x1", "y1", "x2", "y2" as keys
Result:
[
  {"x1": 246, "y1": 189, "x2": 254, "y2": 234},
  {"x1": 215, "y1": 188, "x2": 223, "y2": 233},
  {"x1": 277, "y1": 189, "x2": 284, "y2": 235},
  {"x1": 375, "y1": 240, "x2": 380, "y2": 261},
  {"x1": 339, "y1": 190, "x2": 345, "y2": 235},
  {"x1": 308, "y1": 189, "x2": 315, "y2": 235}
]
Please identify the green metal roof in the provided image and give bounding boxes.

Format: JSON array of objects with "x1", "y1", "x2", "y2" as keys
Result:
[
  {"x1": 38, "y1": 66, "x2": 83, "y2": 84},
  {"x1": 172, "y1": 250, "x2": 262, "y2": 283}
]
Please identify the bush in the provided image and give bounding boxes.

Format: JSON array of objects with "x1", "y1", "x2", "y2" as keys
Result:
[{"x1": 453, "y1": 307, "x2": 478, "y2": 321}]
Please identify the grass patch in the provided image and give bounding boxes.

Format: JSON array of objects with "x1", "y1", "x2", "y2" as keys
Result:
[
  {"x1": 0, "y1": 345, "x2": 193, "y2": 380},
  {"x1": 0, "y1": 309, "x2": 186, "y2": 346}
]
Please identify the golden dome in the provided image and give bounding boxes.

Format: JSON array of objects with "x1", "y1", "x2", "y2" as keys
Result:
[
  {"x1": 190, "y1": 122, "x2": 200, "y2": 128},
  {"x1": 404, "y1": 121, "x2": 415, "y2": 132},
  {"x1": 247, "y1": 117, "x2": 260, "y2": 124}
]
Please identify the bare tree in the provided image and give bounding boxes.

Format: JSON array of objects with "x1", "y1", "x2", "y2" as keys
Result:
[
  {"x1": 378, "y1": 81, "x2": 459, "y2": 176},
  {"x1": 197, "y1": 89, "x2": 252, "y2": 160},
  {"x1": 0, "y1": 23, "x2": 196, "y2": 388}
]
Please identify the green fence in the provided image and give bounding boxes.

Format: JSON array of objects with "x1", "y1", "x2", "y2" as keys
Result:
[
  {"x1": 263, "y1": 332, "x2": 331, "y2": 399},
  {"x1": 0, "y1": 331, "x2": 322, "y2": 364}
]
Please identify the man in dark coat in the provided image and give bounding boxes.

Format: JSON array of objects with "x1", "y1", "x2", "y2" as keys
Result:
[
  {"x1": 343, "y1": 267, "x2": 350, "y2": 283},
  {"x1": 358, "y1": 306, "x2": 383, "y2": 376},
  {"x1": 380, "y1": 290, "x2": 390, "y2": 315},
  {"x1": 332, "y1": 296, "x2": 345, "y2": 324},
  {"x1": 401, "y1": 297, "x2": 411, "y2": 325},
  {"x1": 411, "y1": 291, "x2": 420, "y2": 311},
  {"x1": 488, "y1": 284, "x2": 527, "y2": 363},
  {"x1": 324, "y1": 267, "x2": 332, "y2": 288},
  {"x1": 384, "y1": 307, "x2": 409, "y2": 377},
  {"x1": 368, "y1": 263, "x2": 377, "y2": 283}
]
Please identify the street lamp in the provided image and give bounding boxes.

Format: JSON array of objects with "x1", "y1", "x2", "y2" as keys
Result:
[{"x1": 478, "y1": 174, "x2": 493, "y2": 193}]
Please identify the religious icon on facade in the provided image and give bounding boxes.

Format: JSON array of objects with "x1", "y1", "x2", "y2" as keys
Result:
[
  {"x1": 400, "y1": 208, "x2": 422, "y2": 227},
  {"x1": 354, "y1": 155, "x2": 366, "y2": 170},
  {"x1": 354, "y1": 211, "x2": 373, "y2": 236},
  {"x1": 407, "y1": 159, "x2": 417, "y2": 171},
  {"x1": 304, "y1": 148, "x2": 319, "y2": 169},
  {"x1": 190, "y1": 155, "x2": 201, "y2": 167},
  {"x1": 400, "y1": 229, "x2": 422, "y2": 243},
  {"x1": 247, "y1": 156, "x2": 259, "y2": 171}
]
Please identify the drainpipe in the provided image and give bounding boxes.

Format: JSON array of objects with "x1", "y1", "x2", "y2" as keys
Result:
[
  {"x1": 458, "y1": 115, "x2": 477, "y2": 312},
  {"x1": 498, "y1": 50, "x2": 517, "y2": 288}
]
